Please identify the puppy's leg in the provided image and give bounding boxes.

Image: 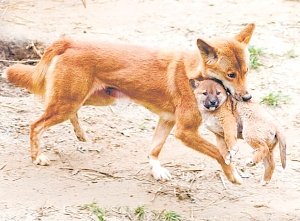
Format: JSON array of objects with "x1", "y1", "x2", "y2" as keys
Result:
[
  {"x1": 31, "y1": 102, "x2": 81, "y2": 165},
  {"x1": 70, "y1": 113, "x2": 88, "y2": 142},
  {"x1": 149, "y1": 118, "x2": 175, "y2": 180},
  {"x1": 215, "y1": 134, "x2": 232, "y2": 165},
  {"x1": 175, "y1": 104, "x2": 242, "y2": 184},
  {"x1": 261, "y1": 151, "x2": 275, "y2": 185},
  {"x1": 220, "y1": 115, "x2": 239, "y2": 164},
  {"x1": 245, "y1": 140, "x2": 270, "y2": 167}
]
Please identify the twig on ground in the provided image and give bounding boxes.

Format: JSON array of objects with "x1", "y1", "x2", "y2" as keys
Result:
[
  {"x1": 0, "y1": 59, "x2": 40, "y2": 64},
  {"x1": 150, "y1": 186, "x2": 163, "y2": 201},
  {"x1": 0, "y1": 164, "x2": 7, "y2": 170},
  {"x1": 29, "y1": 41, "x2": 43, "y2": 58},
  {"x1": 216, "y1": 173, "x2": 227, "y2": 190},
  {"x1": 59, "y1": 167, "x2": 121, "y2": 178},
  {"x1": 0, "y1": 104, "x2": 26, "y2": 112},
  {"x1": 81, "y1": 0, "x2": 87, "y2": 8}
]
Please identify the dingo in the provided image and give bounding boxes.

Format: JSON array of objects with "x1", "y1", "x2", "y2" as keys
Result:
[{"x1": 5, "y1": 24, "x2": 255, "y2": 184}]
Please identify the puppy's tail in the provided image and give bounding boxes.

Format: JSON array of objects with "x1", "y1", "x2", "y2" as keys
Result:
[
  {"x1": 5, "y1": 37, "x2": 73, "y2": 95},
  {"x1": 276, "y1": 128, "x2": 287, "y2": 169}
]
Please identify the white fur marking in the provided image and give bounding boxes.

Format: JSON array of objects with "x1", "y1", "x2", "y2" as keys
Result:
[
  {"x1": 2, "y1": 69, "x2": 7, "y2": 79},
  {"x1": 45, "y1": 56, "x2": 60, "y2": 104},
  {"x1": 33, "y1": 153, "x2": 50, "y2": 166},
  {"x1": 149, "y1": 158, "x2": 171, "y2": 180},
  {"x1": 159, "y1": 112, "x2": 175, "y2": 122}
]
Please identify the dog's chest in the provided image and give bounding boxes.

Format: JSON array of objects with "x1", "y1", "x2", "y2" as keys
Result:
[{"x1": 202, "y1": 112, "x2": 223, "y2": 135}]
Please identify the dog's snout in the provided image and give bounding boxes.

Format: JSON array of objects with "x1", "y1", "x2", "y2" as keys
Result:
[
  {"x1": 242, "y1": 93, "x2": 252, "y2": 101},
  {"x1": 210, "y1": 100, "x2": 217, "y2": 106}
]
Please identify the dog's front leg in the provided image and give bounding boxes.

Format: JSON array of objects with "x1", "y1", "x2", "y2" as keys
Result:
[
  {"x1": 174, "y1": 105, "x2": 242, "y2": 184},
  {"x1": 148, "y1": 117, "x2": 175, "y2": 180}
]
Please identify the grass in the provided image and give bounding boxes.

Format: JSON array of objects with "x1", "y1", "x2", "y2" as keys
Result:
[
  {"x1": 260, "y1": 92, "x2": 290, "y2": 106},
  {"x1": 163, "y1": 210, "x2": 182, "y2": 221},
  {"x1": 134, "y1": 205, "x2": 146, "y2": 220},
  {"x1": 83, "y1": 202, "x2": 106, "y2": 221},
  {"x1": 248, "y1": 45, "x2": 264, "y2": 69},
  {"x1": 285, "y1": 49, "x2": 297, "y2": 58}
]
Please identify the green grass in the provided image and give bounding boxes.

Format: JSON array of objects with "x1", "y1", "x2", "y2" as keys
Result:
[
  {"x1": 83, "y1": 202, "x2": 106, "y2": 221},
  {"x1": 163, "y1": 210, "x2": 182, "y2": 221},
  {"x1": 285, "y1": 49, "x2": 297, "y2": 58},
  {"x1": 134, "y1": 205, "x2": 146, "y2": 220},
  {"x1": 260, "y1": 92, "x2": 290, "y2": 106},
  {"x1": 248, "y1": 45, "x2": 264, "y2": 69}
]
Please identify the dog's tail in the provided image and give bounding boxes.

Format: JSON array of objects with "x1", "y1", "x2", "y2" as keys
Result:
[
  {"x1": 5, "y1": 38, "x2": 72, "y2": 95},
  {"x1": 276, "y1": 128, "x2": 287, "y2": 169}
]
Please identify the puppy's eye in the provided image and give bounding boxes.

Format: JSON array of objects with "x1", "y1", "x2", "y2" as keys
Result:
[
  {"x1": 227, "y1": 73, "x2": 236, "y2": 78},
  {"x1": 216, "y1": 91, "x2": 221, "y2": 95},
  {"x1": 203, "y1": 92, "x2": 208, "y2": 96}
]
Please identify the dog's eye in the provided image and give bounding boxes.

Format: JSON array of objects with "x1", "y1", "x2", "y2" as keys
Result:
[
  {"x1": 228, "y1": 73, "x2": 236, "y2": 78},
  {"x1": 216, "y1": 91, "x2": 221, "y2": 95},
  {"x1": 203, "y1": 92, "x2": 208, "y2": 96}
]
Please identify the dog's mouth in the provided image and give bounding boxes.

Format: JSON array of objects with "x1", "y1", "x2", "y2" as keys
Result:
[{"x1": 204, "y1": 103, "x2": 219, "y2": 111}]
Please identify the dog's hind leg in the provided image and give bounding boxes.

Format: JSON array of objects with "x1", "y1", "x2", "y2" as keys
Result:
[
  {"x1": 70, "y1": 113, "x2": 88, "y2": 142},
  {"x1": 148, "y1": 118, "x2": 175, "y2": 180},
  {"x1": 31, "y1": 100, "x2": 83, "y2": 166}
]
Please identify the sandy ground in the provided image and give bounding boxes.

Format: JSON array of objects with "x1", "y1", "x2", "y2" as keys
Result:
[{"x1": 0, "y1": 0, "x2": 300, "y2": 220}]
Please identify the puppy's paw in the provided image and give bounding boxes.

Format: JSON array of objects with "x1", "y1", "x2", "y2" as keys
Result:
[
  {"x1": 33, "y1": 153, "x2": 50, "y2": 166},
  {"x1": 245, "y1": 158, "x2": 256, "y2": 167}
]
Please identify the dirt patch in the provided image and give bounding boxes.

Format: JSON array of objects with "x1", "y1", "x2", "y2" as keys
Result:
[{"x1": 1, "y1": 0, "x2": 300, "y2": 220}]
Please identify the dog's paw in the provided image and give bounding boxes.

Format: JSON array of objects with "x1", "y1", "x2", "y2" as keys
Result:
[
  {"x1": 232, "y1": 168, "x2": 243, "y2": 184},
  {"x1": 260, "y1": 179, "x2": 270, "y2": 186},
  {"x1": 149, "y1": 158, "x2": 171, "y2": 181},
  {"x1": 33, "y1": 153, "x2": 50, "y2": 166},
  {"x1": 230, "y1": 145, "x2": 239, "y2": 156},
  {"x1": 245, "y1": 158, "x2": 256, "y2": 167},
  {"x1": 224, "y1": 151, "x2": 232, "y2": 165},
  {"x1": 152, "y1": 166, "x2": 172, "y2": 181}
]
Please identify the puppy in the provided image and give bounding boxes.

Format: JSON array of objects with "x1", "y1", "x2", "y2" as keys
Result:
[{"x1": 191, "y1": 79, "x2": 286, "y2": 185}]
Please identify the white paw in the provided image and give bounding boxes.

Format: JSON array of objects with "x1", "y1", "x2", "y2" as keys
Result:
[
  {"x1": 225, "y1": 151, "x2": 232, "y2": 165},
  {"x1": 149, "y1": 158, "x2": 171, "y2": 181},
  {"x1": 230, "y1": 145, "x2": 239, "y2": 156},
  {"x1": 260, "y1": 179, "x2": 269, "y2": 186},
  {"x1": 245, "y1": 158, "x2": 256, "y2": 167},
  {"x1": 33, "y1": 153, "x2": 50, "y2": 166},
  {"x1": 233, "y1": 168, "x2": 243, "y2": 184}
]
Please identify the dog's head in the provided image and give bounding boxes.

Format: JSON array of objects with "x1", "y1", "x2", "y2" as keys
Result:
[
  {"x1": 190, "y1": 79, "x2": 227, "y2": 112},
  {"x1": 196, "y1": 23, "x2": 255, "y2": 102}
]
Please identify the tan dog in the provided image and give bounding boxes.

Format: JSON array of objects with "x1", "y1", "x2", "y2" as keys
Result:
[
  {"x1": 5, "y1": 24, "x2": 255, "y2": 184},
  {"x1": 192, "y1": 79, "x2": 286, "y2": 185}
]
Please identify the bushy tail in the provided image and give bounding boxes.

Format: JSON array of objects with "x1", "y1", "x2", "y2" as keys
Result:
[
  {"x1": 5, "y1": 64, "x2": 39, "y2": 94},
  {"x1": 5, "y1": 38, "x2": 73, "y2": 95},
  {"x1": 276, "y1": 128, "x2": 287, "y2": 169}
]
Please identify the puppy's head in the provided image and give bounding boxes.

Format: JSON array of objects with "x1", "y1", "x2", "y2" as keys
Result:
[{"x1": 190, "y1": 79, "x2": 227, "y2": 111}]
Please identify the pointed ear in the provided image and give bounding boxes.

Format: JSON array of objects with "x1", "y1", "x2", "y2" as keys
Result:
[
  {"x1": 189, "y1": 79, "x2": 200, "y2": 90},
  {"x1": 197, "y1": 39, "x2": 218, "y2": 63},
  {"x1": 235, "y1": 23, "x2": 255, "y2": 45}
]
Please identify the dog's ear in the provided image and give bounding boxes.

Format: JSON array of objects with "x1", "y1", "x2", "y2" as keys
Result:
[
  {"x1": 197, "y1": 39, "x2": 218, "y2": 64},
  {"x1": 235, "y1": 23, "x2": 255, "y2": 45},
  {"x1": 189, "y1": 79, "x2": 200, "y2": 90}
]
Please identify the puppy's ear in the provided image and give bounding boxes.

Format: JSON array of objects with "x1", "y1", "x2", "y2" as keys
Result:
[
  {"x1": 197, "y1": 39, "x2": 218, "y2": 64},
  {"x1": 189, "y1": 79, "x2": 200, "y2": 90},
  {"x1": 235, "y1": 23, "x2": 255, "y2": 45}
]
